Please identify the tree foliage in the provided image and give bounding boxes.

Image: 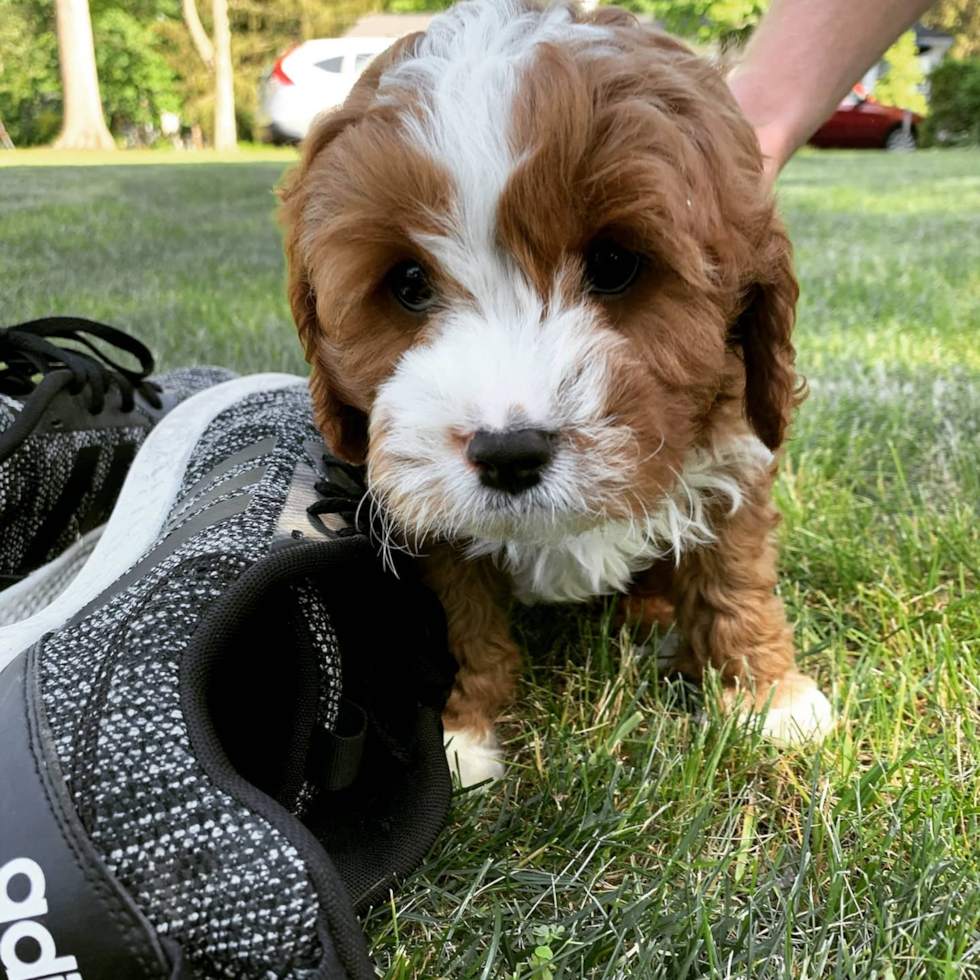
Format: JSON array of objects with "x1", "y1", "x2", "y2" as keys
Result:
[
  {"x1": 620, "y1": 0, "x2": 979, "y2": 66},
  {"x1": 0, "y1": 0, "x2": 61, "y2": 145},
  {"x1": 0, "y1": 0, "x2": 382, "y2": 146},
  {"x1": 153, "y1": 0, "x2": 383, "y2": 143},
  {"x1": 923, "y1": 56, "x2": 980, "y2": 144},
  {"x1": 618, "y1": 0, "x2": 769, "y2": 45},
  {"x1": 875, "y1": 30, "x2": 928, "y2": 114},
  {"x1": 381, "y1": 0, "x2": 454, "y2": 12},
  {"x1": 923, "y1": 0, "x2": 980, "y2": 59},
  {"x1": 92, "y1": 7, "x2": 179, "y2": 133},
  {"x1": 1, "y1": 0, "x2": 180, "y2": 145}
]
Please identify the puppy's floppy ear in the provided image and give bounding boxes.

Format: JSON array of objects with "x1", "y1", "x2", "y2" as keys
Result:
[
  {"x1": 286, "y1": 257, "x2": 370, "y2": 465},
  {"x1": 279, "y1": 113, "x2": 371, "y2": 464},
  {"x1": 730, "y1": 217, "x2": 804, "y2": 451},
  {"x1": 278, "y1": 35, "x2": 422, "y2": 465}
]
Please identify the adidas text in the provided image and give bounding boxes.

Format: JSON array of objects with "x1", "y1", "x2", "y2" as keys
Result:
[{"x1": 0, "y1": 858, "x2": 81, "y2": 980}]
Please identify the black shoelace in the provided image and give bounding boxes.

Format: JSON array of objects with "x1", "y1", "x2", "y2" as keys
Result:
[
  {"x1": 0, "y1": 316, "x2": 163, "y2": 413},
  {"x1": 307, "y1": 455, "x2": 369, "y2": 538}
]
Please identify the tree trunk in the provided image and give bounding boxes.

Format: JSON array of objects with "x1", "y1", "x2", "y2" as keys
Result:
[
  {"x1": 52, "y1": 0, "x2": 115, "y2": 150},
  {"x1": 212, "y1": 0, "x2": 237, "y2": 151},
  {"x1": 182, "y1": 0, "x2": 214, "y2": 69}
]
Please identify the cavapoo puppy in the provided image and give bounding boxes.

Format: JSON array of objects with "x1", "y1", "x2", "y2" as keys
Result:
[{"x1": 280, "y1": 0, "x2": 834, "y2": 786}]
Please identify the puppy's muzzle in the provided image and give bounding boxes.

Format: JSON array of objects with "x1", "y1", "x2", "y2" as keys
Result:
[{"x1": 466, "y1": 428, "x2": 556, "y2": 495}]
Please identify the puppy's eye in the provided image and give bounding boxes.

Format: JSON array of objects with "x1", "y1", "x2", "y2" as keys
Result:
[
  {"x1": 584, "y1": 240, "x2": 640, "y2": 297},
  {"x1": 387, "y1": 261, "x2": 436, "y2": 312}
]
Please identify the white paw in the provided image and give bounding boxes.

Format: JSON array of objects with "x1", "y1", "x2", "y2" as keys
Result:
[
  {"x1": 758, "y1": 673, "x2": 836, "y2": 745},
  {"x1": 444, "y1": 728, "x2": 504, "y2": 788}
]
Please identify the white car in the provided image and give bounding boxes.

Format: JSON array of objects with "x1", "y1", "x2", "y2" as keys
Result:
[{"x1": 257, "y1": 37, "x2": 394, "y2": 144}]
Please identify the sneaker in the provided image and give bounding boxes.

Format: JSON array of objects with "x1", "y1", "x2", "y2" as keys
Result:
[
  {"x1": 0, "y1": 316, "x2": 237, "y2": 620},
  {"x1": 0, "y1": 378, "x2": 457, "y2": 979}
]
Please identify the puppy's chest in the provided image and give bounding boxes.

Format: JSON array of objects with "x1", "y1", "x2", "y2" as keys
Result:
[
  {"x1": 489, "y1": 523, "x2": 666, "y2": 605},
  {"x1": 474, "y1": 437, "x2": 775, "y2": 604}
]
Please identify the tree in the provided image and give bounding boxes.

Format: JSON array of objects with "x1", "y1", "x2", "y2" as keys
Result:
[
  {"x1": 875, "y1": 30, "x2": 927, "y2": 114},
  {"x1": 0, "y1": 0, "x2": 62, "y2": 146},
  {"x1": 923, "y1": 0, "x2": 980, "y2": 59},
  {"x1": 1, "y1": 0, "x2": 384, "y2": 146},
  {"x1": 381, "y1": 0, "x2": 453, "y2": 10},
  {"x1": 923, "y1": 56, "x2": 980, "y2": 144},
  {"x1": 1, "y1": 1, "x2": 182, "y2": 147},
  {"x1": 52, "y1": 0, "x2": 115, "y2": 148},
  {"x1": 619, "y1": 0, "x2": 770, "y2": 46},
  {"x1": 183, "y1": 0, "x2": 236, "y2": 149},
  {"x1": 93, "y1": 8, "x2": 180, "y2": 138},
  {"x1": 212, "y1": 0, "x2": 237, "y2": 149}
]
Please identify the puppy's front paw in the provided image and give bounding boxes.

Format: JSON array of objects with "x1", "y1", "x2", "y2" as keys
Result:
[
  {"x1": 445, "y1": 728, "x2": 504, "y2": 788},
  {"x1": 726, "y1": 671, "x2": 835, "y2": 745}
]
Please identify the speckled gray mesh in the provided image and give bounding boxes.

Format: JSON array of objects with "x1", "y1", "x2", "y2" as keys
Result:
[
  {"x1": 290, "y1": 581, "x2": 343, "y2": 815},
  {"x1": 0, "y1": 366, "x2": 235, "y2": 578},
  {"x1": 34, "y1": 385, "x2": 344, "y2": 979}
]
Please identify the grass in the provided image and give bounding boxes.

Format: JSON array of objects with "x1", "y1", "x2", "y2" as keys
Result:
[
  {"x1": 2, "y1": 147, "x2": 979, "y2": 978},
  {"x1": 0, "y1": 145, "x2": 300, "y2": 167}
]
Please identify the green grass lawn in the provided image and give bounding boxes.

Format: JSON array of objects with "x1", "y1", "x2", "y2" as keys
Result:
[{"x1": 2, "y1": 148, "x2": 979, "y2": 978}]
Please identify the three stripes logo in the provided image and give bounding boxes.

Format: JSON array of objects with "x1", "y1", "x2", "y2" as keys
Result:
[
  {"x1": 64, "y1": 437, "x2": 280, "y2": 629},
  {"x1": 0, "y1": 857, "x2": 82, "y2": 980},
  {"x1": 13, "y1": 441, "x2": 136, "y2": 581}
]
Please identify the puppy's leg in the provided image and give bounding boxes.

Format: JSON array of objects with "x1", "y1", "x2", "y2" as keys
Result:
[
  {"x1": 621, "y1": 560, "x2": 682, "y2": 667},
  {"x1": 621, "y1": 559, "x2": 676, "y2": 632},
  {"x1": 670, "y1": 477, "x2": 834, "y2": 743},
  {"x1": 422, "y1": 548, "x2": 520, "y2": 787}
]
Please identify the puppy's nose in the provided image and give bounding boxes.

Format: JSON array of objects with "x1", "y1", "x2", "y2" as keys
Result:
[{"x1": 467, "y1": 428, "x2": 555, "y2": 495}]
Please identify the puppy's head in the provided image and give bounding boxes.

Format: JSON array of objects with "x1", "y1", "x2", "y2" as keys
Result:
[{"x1": 280, "y1": 0, "x2": 799, "y2": 549}]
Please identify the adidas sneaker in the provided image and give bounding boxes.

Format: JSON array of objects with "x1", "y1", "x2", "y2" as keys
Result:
[
  {"x1": 0, "y1": 316, "x2": 236, "y2": 621},
  {"x1": 0, "y1": 376, "x2": 457, "y2": 979}
]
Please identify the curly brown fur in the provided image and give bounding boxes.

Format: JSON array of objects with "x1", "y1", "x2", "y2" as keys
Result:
[{"x1": 280, "y1": 0, "x2": 831, "y2": 783}]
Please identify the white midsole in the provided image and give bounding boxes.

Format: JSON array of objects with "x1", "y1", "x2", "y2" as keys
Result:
[
  {"x1": 0, "y1": 524, "x2": 106, "y2": 628},
  {"x1": 0, "y1": 373, "x2": 306, "y2": 669}
]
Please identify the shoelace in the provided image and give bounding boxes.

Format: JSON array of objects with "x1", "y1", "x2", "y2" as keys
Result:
[
  {"x1": 308, "y1": 455, "x2": 369, "y2": 538},
  {"x1": 0, "y1": 316, "x2": 163, "y2": 413}
]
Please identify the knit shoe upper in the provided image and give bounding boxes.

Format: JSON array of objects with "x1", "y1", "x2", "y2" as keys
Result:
[
  {"x1": 0, "y1": 380, "x2": 456, "y2": 980},
  {"x1": 0, "y1": 316, "x2": 236, "y2": 590}
]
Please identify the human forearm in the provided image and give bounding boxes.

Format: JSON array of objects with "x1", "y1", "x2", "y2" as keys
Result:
[{"x1": 728, "y1": 0, "x2": 934, "y2": 177}]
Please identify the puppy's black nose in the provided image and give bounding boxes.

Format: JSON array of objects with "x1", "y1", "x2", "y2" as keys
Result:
[{"x1": 467, "y1": 428, "x2": 555, "y2": 495}]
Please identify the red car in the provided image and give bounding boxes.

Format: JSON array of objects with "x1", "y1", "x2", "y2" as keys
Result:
[{"x1": 809, "y1": 86, "x2": 923, "y2": 151}]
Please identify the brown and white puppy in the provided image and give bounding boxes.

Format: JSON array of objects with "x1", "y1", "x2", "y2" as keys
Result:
[{"x1": 280, "y1": 0, "x2": 834, "y2": 786}]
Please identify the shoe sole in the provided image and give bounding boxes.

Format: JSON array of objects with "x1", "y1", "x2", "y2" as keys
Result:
[{"x1": 0, "y1": 373, "x2": 306, "y2": 668}]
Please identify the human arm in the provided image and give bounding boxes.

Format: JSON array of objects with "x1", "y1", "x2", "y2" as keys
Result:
[{"x1": 728, "y1": 0, "x2": 936, "y2": 179}]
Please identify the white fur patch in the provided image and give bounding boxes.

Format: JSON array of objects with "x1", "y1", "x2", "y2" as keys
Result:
[
  {"x1": 759, "y1": 680, "x2": 836, "y2": 745},
  {"x1": 472, "y1": 435, "x2": 774, "y2": 603},
  {"x1": 726, "y1": 673, "x2": 836, "y2": 745},
  {"x1": 379, "y1": 0, "x2": 609, "y2": 301},
  {"x1": 368, "y1": 294, "x2": 631, "y2": 553},
  {"x1": 445, "y1": 728, "x2": 504, "y2": 787}
]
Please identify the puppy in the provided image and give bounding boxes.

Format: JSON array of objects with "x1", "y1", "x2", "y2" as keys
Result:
[{"x1": 280, "y1": 0, "x2": 834, "y2": 786}]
